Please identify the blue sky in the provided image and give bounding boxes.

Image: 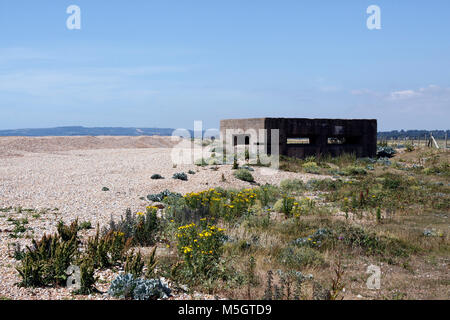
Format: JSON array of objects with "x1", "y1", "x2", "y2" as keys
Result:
[{"x1": 0, "y1": 0, "x2": 449, "y2": 131}]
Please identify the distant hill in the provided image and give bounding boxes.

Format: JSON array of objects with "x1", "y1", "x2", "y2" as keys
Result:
[
  {"x1": 0, "y1": 126, "x2": 177, "y2": 137},
  {"x1": 1, "y1": 126, "x2": 448, "y2": 139}
]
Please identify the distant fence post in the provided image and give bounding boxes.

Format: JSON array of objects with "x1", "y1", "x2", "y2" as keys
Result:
[
  {"x1": 430, "y1": 134, "x2": 440, "y2": 149},
  {"x1": 446, "y1": 132, "x2": 448, "y2": 150}
]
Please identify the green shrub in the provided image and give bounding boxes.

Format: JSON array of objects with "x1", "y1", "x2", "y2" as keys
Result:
[
  {"x1": 293, "y1": 224, "x2": 415, "y2": 258},
  {"x1": 195, "y1": 158, "x2": 207, "y2": 166},
  {"x1": 173, "y1": 172, "x2": 188, "y2": 181},
  {"x1": 234, "y1": 169, "x2": 255, "y2": 182},
  {"x1": 405, "y1": 143, "x2": 415, "y2": 152},
  {"x1": 334, "y1": 224, "x2": 413, "y2": 257},
  {"x1": 147, "y1": 189, "x2": 182, "y2": 202},
  {"x1": 207, "y1": 158, "x2": 220, "y2": 165},
  {"x1": 124, "y1": 250, "x2": 145, "y2": 278},
  {"x1": 108, "y1": 273, "x2": 136, "y2": 299},
  {"x1": 307, "y1": 178, "x2": 343, "y2": 191},
  {"x1": 16, "y1": 232, "x2": 78, "y2": 287},
  {"x1": 134, "y1": 208, "x2": 159, "y2": 246},
  {"x1": 151, "y1": 174, "x2": 164, "y2": 180},
  {"x1": 291, "y1": 197, "x2": 316, "y2": 217},
  {"x1": 104, "y1": 207, "x2": 160, "y2": 246},
  {"x1": 9, "y1": 242, "x2": 25, "y2": 261},
  {"x1": 342, "y1": 166, "x2": 367, "y2": 176},
  {"x1": 281, "y1": 195, "x2": 295, "y2": 217},
  {"x1": 57, "y1": 219, "x2": 79, "y2": 241},
  {"x1": 133, "y1": 278, "x2": 171, "y2": 300},
  {"x1": 175, "y1": 221, "x2": 226, "y2": 279},
  {"x1": 86, "y1": 228, "x2": 132, "y2": 269},
  {"x1": 280, "y1": 179, "x2": 305, "y2": 193},
  {"x1": 255, "y1": 184, "x2": 280, "y2": 207},
  {"x1": 108, "y1": 274, "x2": 171, "y2": 300},
  {"x1": 278, "y1": 246, "x2": 324, "y2": 268},
  {"x1": 16, "y1": 254, "x2": 44, "y2": 287},
  {"x1": 15, "y1": 221, "x2": 101, "y2": 290},
  {"x1": 382, "y1": 174, "x2": 403, "y2": 190},
  {"x1": 273, "y1": 199, "x2": 283, "y2": 212},
  {"x1": 74, "y1": 258, "x2": 98, "y2": 295},
  {"x1": 303, "y1": 162, "x2": 320, "y2": 174},
  {"x1": 9, "y1": 218, "x2": 28, "y2": 238},
  {"x1": 422, "y1": 163, "x2": 449, "y2": 176},
  {"x1": 78, "y1": 221, "x2": 92, "y2": 230},
  {"x1": 377, "y1": 146, "x2": 396, "y2": 158},
  {"x1": 144, "y1": 247, "x2": 157, "y2": 279},
  {"x1": 161, "y1": 195, "x2": 198, "y2": 226},
  {"x1": 376, "y1": 207, "x2": 382, "y2": 223}
]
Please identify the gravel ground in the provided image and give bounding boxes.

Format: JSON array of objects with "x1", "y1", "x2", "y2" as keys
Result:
[{"x1": 0, "y1": 136, "x2": 327, "y2": 300}]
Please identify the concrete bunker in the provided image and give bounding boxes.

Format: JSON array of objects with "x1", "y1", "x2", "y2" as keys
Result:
[{"x1": 220, "y1": 118, "x2": 377, "y2": 158}]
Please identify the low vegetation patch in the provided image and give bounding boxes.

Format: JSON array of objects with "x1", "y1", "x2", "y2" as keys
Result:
[
  {"x1": 233, "y1": 169, "x2": 255, "y2": 183},
  {"x1": 173, "y1": 172, "x2": 188, "y2": 181}
]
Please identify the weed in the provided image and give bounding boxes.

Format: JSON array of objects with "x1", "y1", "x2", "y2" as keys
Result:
[
  {"x1": 16, "y1": 232, "x2": 78, "y2": 287},
  {"x1": 78, "y1": 221, "x2": 92, "y2": 230},
  {"x1": 86, "y1": 228, "x2": 132, "y2": 269},
  {"x1": 73, "y1": 258, "x2": 98, "y2": 295},
  {"x1": 124, "y1": 250, "x2": 145, "y2": 278},
  {"x1": 329, "y1": 256, "x2": 345, "y2": 300},
  {"x1": 144, "y1": 246, "x2": 157, "y2": 279},
  {"x1": 104, "y1": 207, "x2": 160, "y2": 246}
]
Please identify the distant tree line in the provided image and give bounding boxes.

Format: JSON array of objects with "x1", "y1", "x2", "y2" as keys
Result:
[{"x1": 378, "y1": 130, "x2": 449, "y2": 140}]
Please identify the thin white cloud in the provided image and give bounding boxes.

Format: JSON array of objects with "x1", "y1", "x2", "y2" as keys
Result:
[
  {"x1": 389, "y1": 89, "x2": 421, "y2": 100},
  {"x1": 0, "y1": 65, "x2": 189, "y2": 100},
  {"x1": 319, "y1": 85, "x2": 341, "y2": 93},
  {"x1": 346, "y1": 84, "x2": 450, "y2": 129},
  {"x1": 351, "y1": 84, "x2": 450, "y2": 101},
  {"x1": 350, "y1": 89, "x2": 377, "y2": 96},
  {"x1": 0, "y1": 47, "x2": 55, "y2": 63}
]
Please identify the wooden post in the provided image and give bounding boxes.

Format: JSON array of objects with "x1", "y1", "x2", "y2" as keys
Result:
[{"x1": 431, "y1": 134, "x2": 440, "y2": 149}]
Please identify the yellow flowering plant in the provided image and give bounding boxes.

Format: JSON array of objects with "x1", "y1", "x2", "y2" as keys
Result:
[
  {"x1": 292, "y1": 197, "x2": 316, "y2": 217},
  {"x1": 176, "y1": 219, "x2": 226, "y2": 276},
  {"x1": 281, "y1": 194, "x2": 296, "y2": 218},
  {"x1": 183, "y1": 188, "x2": 257, "y2": 221}
]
